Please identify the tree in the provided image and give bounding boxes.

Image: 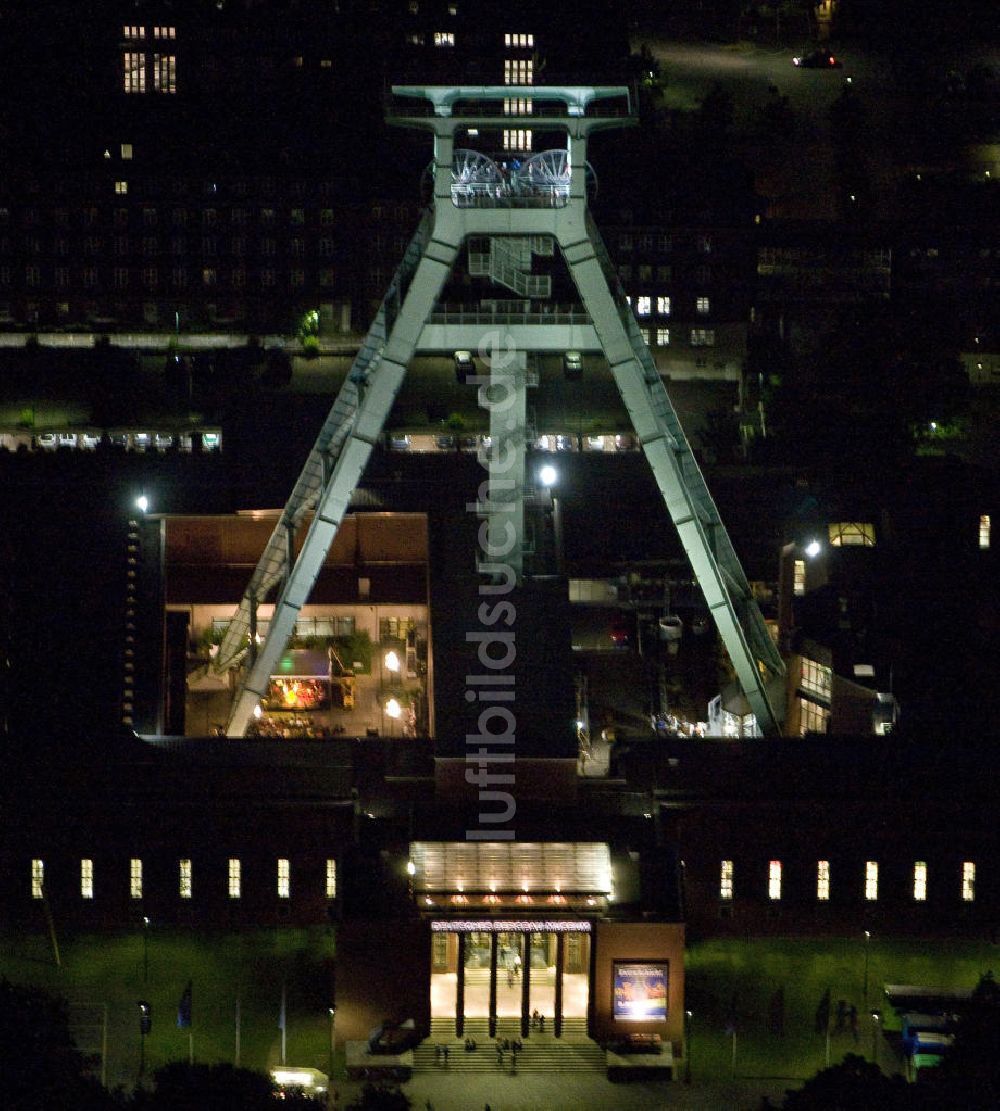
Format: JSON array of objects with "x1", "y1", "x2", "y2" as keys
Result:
[
  {"x1": 0, "y1": 978, "x2": 118, "y2": 1111},
  {"x1": 133, "y1": 1062, "x2": 277, "y2": 1111},
  {"x1": 774, "y1": 1053, "x2": 915, "y2": 1110},
  {"x1": 921, "y1": 972, "x2": 1000, "y2": 1110}
]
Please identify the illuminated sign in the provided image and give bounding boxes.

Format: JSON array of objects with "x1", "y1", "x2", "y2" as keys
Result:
[{"x1": 613, "y1": 961, "x2": 668, "y2": 1022}]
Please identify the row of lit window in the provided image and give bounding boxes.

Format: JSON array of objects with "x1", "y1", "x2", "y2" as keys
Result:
[
  {"x1": 123, "y1": 53, "x2": 177, "y2": 95},
  {"x1": 123, "y1": 26, "x2": 176, "y2": 40},
  {"x1": 720, "y1": 860, "x2": 977, "y2": 902},
  {"x1": 30, "y1": 858, "x2": 336, "y2": 902},
  {"x1": 504, "y1": 33, "x2": 534, "y2": 48},
  {"x1": 630, "y1": 295, "x2": 712, "y2": 317},
  {"x1": 502, "y1": 130, "x2": 532, "y2": 152},
  {"x1": 503, "y1": 59, "x2": 533, "y2": 85},
  {"x1": 630, "y1": 327, "x2": 717, "y2": 349}
]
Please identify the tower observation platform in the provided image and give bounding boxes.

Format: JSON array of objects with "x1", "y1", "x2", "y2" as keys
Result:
[{"x1": 215, "y1": 85, "x2": 786, "y2": 738}]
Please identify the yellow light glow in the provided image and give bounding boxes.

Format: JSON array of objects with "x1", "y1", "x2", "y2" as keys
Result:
[
  {"x1": 384, "y1": 650, "x2": 401, "y2": 673},
  {"x1": 385, "y1": 697, "x2": 402, "y2": 719}
]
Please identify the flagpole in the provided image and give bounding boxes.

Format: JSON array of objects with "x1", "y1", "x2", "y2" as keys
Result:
[
  {"x1": 235, "y1": 994, "x2": 241, "y2": 1066},
  {"x1": 189, "y1": 1029, "x2": 194, "y2": 1065},
  {"x1": 731, "y1": 1029, "x2": 737, "y2": 1078}
]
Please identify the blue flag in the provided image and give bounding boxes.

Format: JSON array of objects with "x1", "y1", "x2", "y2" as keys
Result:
[{"x1": 177, "y1": 980, "x2": 192, "y2": 1028}]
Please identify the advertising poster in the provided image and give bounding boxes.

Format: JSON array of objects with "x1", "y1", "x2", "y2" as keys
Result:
[{"x1": 613, "y1": 961, "x2": 668, "y2": 1021}]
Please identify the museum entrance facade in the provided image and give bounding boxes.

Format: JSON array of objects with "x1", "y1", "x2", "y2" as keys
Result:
[
  {"x1": 410, "y1": 838, "x2": 614, "y2": 1039},
  {"x1": 430, "y1": 920, "x2": 592, "y2": 1037}
]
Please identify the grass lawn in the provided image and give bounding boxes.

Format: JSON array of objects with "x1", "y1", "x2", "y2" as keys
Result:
[
  {"x1": 684, "y1": 936, "x2": 1000, "y2": 1083},
  {"x1": 4, "y1": 927, "x2": 995, "y2": 1092},
  {"x1": 0, "y1": 926, "x2": 335, "y2": 1092}
]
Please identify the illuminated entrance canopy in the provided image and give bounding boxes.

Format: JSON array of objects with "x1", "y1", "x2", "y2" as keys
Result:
[
  {"x1": 432, "y1": 919, "x2": 592, "y2": 933},
  {"x1": 410, "y1": 841, "x2": 612, "y2": 898}
]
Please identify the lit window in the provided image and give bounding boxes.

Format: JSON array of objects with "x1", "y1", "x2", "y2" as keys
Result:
[
  {"x1": 502, "y1": 129, "x2": 532, "y2": 151},
  {"x1": 115, "y1": 181, "x2": 128, "y2": 195},
  {"x1": 656, "y1": 295, "x2": 671, "y2": 315},
  {"x1": 640, "y1": 328, "x2": 651, "y2": 345},
  {"x1": 504, "y1": 33, "x2": 534, "y2": 47},
  {"x1": 123, "y1": 26, "x2": 146, "y2": 40},
  {"x1": 800, "y1": 658, "x2": 832, "y2": 700},
  {"x1": 798, "y1": 697, "x2": 830, "y2": 735},
  {"x1": 153, "y1": 26, "x2": 176, "y2": 40},
  {"x1": 123, "y1": 52, "x2": 146, "y2": 93},
  {"x1": 228, "y1": 858, "x2": 241, "y2": 899},
  {"x1": 656, "y1": 328, "x2": 670, "y2": 346},
  {"x1": 980, "y1": 515, "x2": 991, "y2": 550},
  {"x1": 793, "y1": 559, "x2": 806, "y2": 597},
  {"x1": 202, "y1": 267, "x2": 217, "y2": 286},
  {"x1": 326, "y1": 859, "x2": 337, "y2": 900},
  {"x1": 503, "y1": 97, "x2": 533, "y2": 115},
  {"x1": 433, "y1": 31, "x2": 455, "y2": 47},
  {"x1": 504, "y1": 58, "x2": 533, "y2": 85},
  {"x1": 31, "y1": 859, "x2": 44, "y2": 900},
  {"x1": 817, "y1": 860, "x2": 830, "y2": 901},
  {"x1": 634, "y1": 295, "x2": 652, "y2": 317},
  {"x1": 81, "y1": 859, "x2": 94, "y2": 900},
  {"x1": 696, "y1": 296, "x2": 710, "y2": 315},
  {"x1": 130, "y1": 858, "x2": 143, "y2": 900},
  {"x1": 154, "y1": 54, "x2": 176, "y2": 94},
  {"x1": 690, "y1": 329, "x2": 715, "y2": 346},
  {"x1": 179, "y1": 859, "x2": 192, "y2": 899},
  {"x1": 720, "y1": 860, "x2": 733, "y2": 900},
  {"x1": 768, "y1": 860, "x2": 782, "y2": 900},
  {"x1": 962, "y1": 861, "x2": 976, "y2": 902},
  {"x1": 865, "y1": 861, "x2": 878, "y2": 901},
  {"x1": 828, "y1": 522, "x2": 876, "y2": 547},
  {"x1": 278, "y1": 859, "x2": 290, "y2": 899},
  {"x1": 913, "y1": 861, "x2": 927, "y2": 901}
]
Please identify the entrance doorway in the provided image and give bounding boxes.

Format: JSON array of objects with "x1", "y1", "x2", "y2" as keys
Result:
[{"x1": 430, "y1": 922, "x2": 591, "y2": 1035}]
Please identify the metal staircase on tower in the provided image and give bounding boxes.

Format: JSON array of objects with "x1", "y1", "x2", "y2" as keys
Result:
[{"x1": 217, "y1": 84, "x2": 785, "y2": 738}]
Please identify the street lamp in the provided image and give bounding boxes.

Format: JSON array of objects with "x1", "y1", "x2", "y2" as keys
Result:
[
  {"x1": 539, "y1": 463, "x2": 557, "y2": 487},
  {"x1": 684, "y1": 1010, "x2": 693, "y2": 1083},
  {"x1": 804, "y1": 538, "x2": 821, "y2": 559},
  {"x1": 138, "y1": 1000, "x2": 151, "y2": 1076},
  {"x1": 870, "y1": 1009, "x2": 882, "y2": 1066},
  {"x1": 136, "y1": 493, "x2": 149, "y2": 514}
]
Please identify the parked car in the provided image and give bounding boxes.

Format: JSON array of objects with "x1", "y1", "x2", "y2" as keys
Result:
[{"x1": 454, "y1": 349, "x2": 474, "y2": 383}]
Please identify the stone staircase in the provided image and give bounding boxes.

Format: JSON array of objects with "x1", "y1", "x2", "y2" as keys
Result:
[{"x1": 414, "y1": 1017, "x2": 606, "y2": 1073}]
